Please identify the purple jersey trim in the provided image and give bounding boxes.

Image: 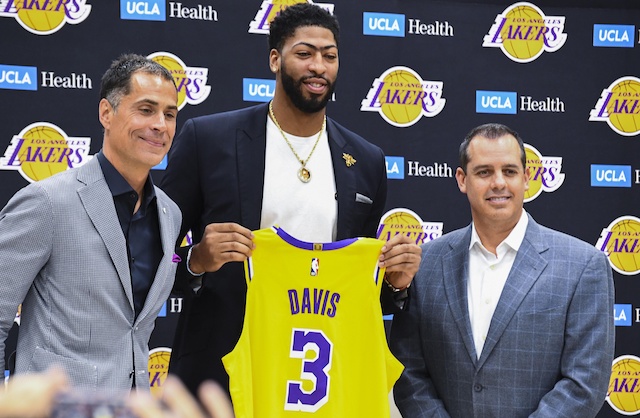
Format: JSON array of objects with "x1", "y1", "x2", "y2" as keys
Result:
[{"x1": 273, "y1": 226, "x2": 358, "y2": 250}]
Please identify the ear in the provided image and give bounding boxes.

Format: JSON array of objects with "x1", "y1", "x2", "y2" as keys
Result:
[
  {"x1": 269, "y1": 49, "x2": 280, "y2": 74},
  {"x1": 523, "y1": 166, "x2": 530, "y2": 191},
  {"x1": 455, "y1": 167, "x2": 467, "y2": 193},
  {"x1": 98, "y1": 98, "x2": 113, "y2": 130}
]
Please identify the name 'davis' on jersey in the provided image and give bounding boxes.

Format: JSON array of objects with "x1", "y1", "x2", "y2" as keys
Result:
[{"x1": 288, "y1": 288, "x2": 340, "y2": 318}]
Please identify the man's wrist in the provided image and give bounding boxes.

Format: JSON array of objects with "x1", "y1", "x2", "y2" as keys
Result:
[
  {"x1": 186, "y1": 246, "x2": 205, "y2": 277},
  {"x1": 383, "y1": 276, "x2": 410, "y2": 292}
]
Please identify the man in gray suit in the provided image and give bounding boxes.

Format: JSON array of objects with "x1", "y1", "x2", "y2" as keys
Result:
[
  {"x1": 0, "y1": 54, "x2": 181, "y2": 391},
  {"x1": 390, "y1": 123, "x2": 615, "y2": 417}
]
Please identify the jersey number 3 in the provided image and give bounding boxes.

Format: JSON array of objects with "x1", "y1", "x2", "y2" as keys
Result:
[{"x1": 285, "y1": 328, "x2": 333, "y2": 412}]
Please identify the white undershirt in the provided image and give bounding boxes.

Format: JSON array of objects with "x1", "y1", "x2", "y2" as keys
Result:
[
  {"x1": 260, "y1": 115, "x2": 337, "y2": 242},
  {"x1": 467, "y1": 209, "x2": 528, "y2": 358}
]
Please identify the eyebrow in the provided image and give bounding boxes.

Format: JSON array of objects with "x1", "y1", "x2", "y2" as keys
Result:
[
  {"x1": 135, "y1": 98, "x2": 178, "y2": 111},
  {"x1": 293, "y1": 42, "x2": 338, "y2": 51}
]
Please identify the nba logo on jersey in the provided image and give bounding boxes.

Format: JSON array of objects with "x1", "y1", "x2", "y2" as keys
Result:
[{"x1": 310, "y1": 258, "x2": 320, "y2": 276}]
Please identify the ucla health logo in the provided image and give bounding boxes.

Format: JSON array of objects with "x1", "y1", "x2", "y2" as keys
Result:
[
  {"x1": 0, "y1": 122, "x2": 91, "y2": 183},
  {"x1": 589, "y1": 76, "x2": 640, "y2": 136},
  {"x1": 363, "y1": 12, "x2": 405, "y2": 37},
  {"x1": 148, "y1": 52, "x2": 211, "y2": 110},
  {"x1": 243, "y1": 78, "x2": 275, "y2": 102},
  {"x1": 596, "y1": 216, "x2": 640, "y2": 276},
  {"x1": 0, "y1": 0, "x2": 91, "y2": 35},
  {"x1": 593, "y1": 24, "x2": 634, "y2": 48},
  {"x1": 121, "y1": 0, "x2": 165, "y2": 21},
  {"x1": 385, "y1": 156, "x2": 404, "y2": 179},
  {"x1": 607, "y1": 355, "x2": 640, "y2": 415},
  {"x1": 615, "y1": 304, "x2": 632, "y2": 327},
  {"x1": 483, "y1": 2, "x2": 567, "y2": 63},
  {"x1": 249, "y1": 1, "x2": 334, "y2": 34},
  {"x1": 377, "y1": 208, "x2": 443, "y2": 245},
  {"x1": 0, "y1": 64, "x2": 37, "y2": 91},
  {"x1": 524, "y1": 143, "x2": 564, "y2": 202},
  {"x1": 591, "y1": 164, "x2": 632, "y2": 188},
  {"x1": 361, "y1": 66, "x2": 446, "y2": 127},
  {"x1": 476, "y1": 90, "x2": 517, "y2": 114}
]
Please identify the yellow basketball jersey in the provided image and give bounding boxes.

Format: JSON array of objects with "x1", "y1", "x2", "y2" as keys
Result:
[{"x1": 223, "y1": 227, "x2": 403, "y2": 417}]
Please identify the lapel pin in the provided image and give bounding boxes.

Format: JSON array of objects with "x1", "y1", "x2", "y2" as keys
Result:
[
  {"x1": 162, "y1": 207, "x2": 167, "y2": 214},
  {"x1": 342, "y1": 153, "x2": 356, "y2": 167}
]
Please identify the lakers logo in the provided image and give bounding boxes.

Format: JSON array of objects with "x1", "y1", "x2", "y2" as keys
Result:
[
  {"x1": 0, "y1": 122, "x2": 91, "y2": 183},
  {"x1": 148, "y1": 52, "x2": 211, "y2": 110},
  {"x1": 0, "y1": 0, "x2": 91, "y2": 35},
  {"x1": 361, "y1": 66, "x2": 446, "y2": 128},
  {"x1": 249, "y1": 1, "x2": 335, "y2": 34},
  {"x1": 377, "y1": 208, "x2": 443, "y2": 245},
  {"x1": 524, "y1": 143, "x2": 564, "y2": 202},
  {"x1": 607, "y1": 355, "x2": 640, "y2": 415},
  {"x1": 483, "y1": 2, "x2": 567, "y2": 63},
  {"x1": 589, "y1": 76, "x2": 640, "y2": 137},
  {"x1": 148, "y1": 347, "x2": 172, "y2": 398},
  {"x1": 596, "y1": 216, "x2": 640, "y2": 276}
]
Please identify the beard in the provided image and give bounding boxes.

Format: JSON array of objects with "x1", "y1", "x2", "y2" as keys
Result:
[{"x1": 280, "y1": 61, "x2": 336, "y2": 114}]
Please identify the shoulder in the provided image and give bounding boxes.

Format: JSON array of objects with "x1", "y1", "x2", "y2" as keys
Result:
[
  {"x1": 529, "y1": 220, "x2": 601, "y2": 258},
  {"x1": 327, "y1": 117, "x2": 382, "y2": 155},
  {"x1": 186, "y1": 103, "x2": 267, "y2": 127}
]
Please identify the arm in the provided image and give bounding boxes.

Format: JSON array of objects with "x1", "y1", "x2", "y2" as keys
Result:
[
  {"x1": 0, "y1": 186, "x2": 53, "y2": 373},
  {"x1": 530, "y1": 250, "x2": 615, "y2": 418},
  {"x1": 389, "y1": 274, "x2": 452, "y2": 418}
]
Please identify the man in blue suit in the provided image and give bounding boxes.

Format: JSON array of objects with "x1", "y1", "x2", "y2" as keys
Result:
[
  {"x1": 160, "y1": 3, "x2": 421, "y2": 396},
  {"x1": 390, "y1": 123, "x2": 615, "y2": 417}
]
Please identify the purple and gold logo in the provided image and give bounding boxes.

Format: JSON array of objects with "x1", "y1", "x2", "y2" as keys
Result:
[
  {"x1": 148, "y1": 52, "x2": 211, "y2": 110},
  {"x1": 589, "y1": 76, "x2": 640, "y2": 137},
  {"x1": 0, "y1": 122, "x2": 91, "y2": 183},
  {"x1": 596, "y1": 216, "x2": 640, "y2": 276},
  {"x1": 524, "y1": 143, "x2": 564, "y2": 202},
  {"x1": 377, "y1": 208, "x2": 443, "y2": 245},
  {"x1": 361, "y1": 66, "x2": 446, "y2": 128},
  {"x1": 607, "y1": 355, "x2": 640, "y2": 415},
  {"x1": 0, "y1": 0, "x2": 91, "y2": 35},
  {"x1": 483, "y1": 2, "x2": 567, "y2": 63}
]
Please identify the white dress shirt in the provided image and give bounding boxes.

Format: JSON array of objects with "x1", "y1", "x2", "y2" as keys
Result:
[{"x1": 467, "y1": 209, "x2": 528, "y2": 358}]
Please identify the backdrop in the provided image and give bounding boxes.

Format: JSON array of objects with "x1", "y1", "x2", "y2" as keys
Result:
[{"x1": 2, "y1": 1, "x2": 639, "y2": 416}]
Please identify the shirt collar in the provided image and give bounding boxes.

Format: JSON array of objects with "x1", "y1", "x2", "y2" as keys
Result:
[
  {"x1": 469, "y1": 209, "x2": 529, "y2": 254},
  {"x1": 96, "y1": 150, "x2": 157, "y2": 205}
]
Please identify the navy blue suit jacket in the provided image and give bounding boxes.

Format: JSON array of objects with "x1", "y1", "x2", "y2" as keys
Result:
[{"x1": 160, "y1": 103, "x2": 388, "y2": 394}]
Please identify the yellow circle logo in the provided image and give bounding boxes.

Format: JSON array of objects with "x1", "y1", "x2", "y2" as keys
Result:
[
  {"x1": 377, "y1": 208, "x2": 442, "y2": 245},
  {"x1": 596, "y1": 216, "x2": 640, "y2": 276},
  {"x1": 3, "y1": 1, "x2": 91, "y2": 35},
  {"x1": 608, "y1": 78, "x2": 640, "y2": 136},
  {"x1": 18, "y1": 123, "x2": 69, "y2": 181},
  {"x1": 607, "y1": 355, "x2": 640, "y2": 415},
  {"x1": 148, "y1": 52, "x2": 211, "y2": 110},
  {"x1": 148, "y1": 347, "x2": 172, "y2": 398}
]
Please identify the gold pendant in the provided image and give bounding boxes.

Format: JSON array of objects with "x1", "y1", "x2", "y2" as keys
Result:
[{"x1": 298, "y1": 167, "x2": 311, "y2": 183}]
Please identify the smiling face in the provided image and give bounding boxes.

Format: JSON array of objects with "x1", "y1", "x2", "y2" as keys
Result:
[
  {"x1": 456, "y1": 133, "x2": 530, "y2": 234},
  {"x1": 99, "y1": 71, "x2": 178, "y2": 177},
  {"x1": 271, "y1": 25, "x2": 338, "y2": 114}
]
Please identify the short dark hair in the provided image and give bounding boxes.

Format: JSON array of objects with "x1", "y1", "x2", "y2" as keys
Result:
[
  {"x1": 99, "y1": 53, "x2": 175, "y2": 109},
  {"x1": 459, "y1": 123, "x2": 526, "y2": 173},
  {"x1": 268, "y1": 3, "x2": 340, "y2": 52}
]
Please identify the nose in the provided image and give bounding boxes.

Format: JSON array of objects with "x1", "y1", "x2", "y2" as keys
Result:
[
  {"x1": 308, "y1": 52, "x2": 326, "y2": 75},
  {"x1": 491, "y1": 172, "x2": 507, "y2": 188},
  {"x1": 151, "y1": 112, "x2": 168, "y2": 132}
]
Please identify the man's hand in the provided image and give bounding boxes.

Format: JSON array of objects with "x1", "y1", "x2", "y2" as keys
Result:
[
  {"x1": 379, "y1": 234, "x2": 422, "y2": 290},
  {"x1": 0, "y1": 366, "x2": 69, "y2": 418},
  {"x1": 188, "y1": 223, "x2": 255, "y2": 274}
]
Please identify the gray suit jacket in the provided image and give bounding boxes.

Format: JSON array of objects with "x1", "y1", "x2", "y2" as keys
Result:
[
  {"x1": 390, "y1": 214, "x2": 615, "y2": 418},
  {"x1": 0, "y1": 157, "x2": 181, "y2": 390}
]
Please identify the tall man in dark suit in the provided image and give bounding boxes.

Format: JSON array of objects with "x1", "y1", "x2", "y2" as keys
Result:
[
  {"x1": 160, "y1": 3, "x2": 421, "y2": 395},
  {"x1": 390, "y1": 123, "x2": 615, "y2": 417},
  {"x1": 0, "y1": 54, "x2": 182, "y2": 390}
]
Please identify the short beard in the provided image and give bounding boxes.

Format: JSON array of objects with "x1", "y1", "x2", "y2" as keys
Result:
[{"x1": 280, "y1": 61, "x2": 335, "y2": 114}]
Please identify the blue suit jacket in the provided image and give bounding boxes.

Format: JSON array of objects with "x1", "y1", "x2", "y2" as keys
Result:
[
  {"x1": 159, "y1": 103, "x2": 388, "y2": 394},
  {"x1": 390, "y1": 214, "x2": 615, "y2": 418}
]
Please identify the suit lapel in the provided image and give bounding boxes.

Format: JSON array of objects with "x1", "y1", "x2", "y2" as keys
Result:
[
  {"x1": 136, "y1": 192, "x2": 177, "y2": 322},
  {"x1": 476, "y1": 217, "x2": 548, "y2": 369},
  {"x1": 443, "y1": 226, "x2": 478, "y2": 364},
  {"x1": 327, "y1": 119, "x2": 356, "y2": 240},
  {"x1": 237, "y1": 104, "x2": 268, "y2": 230},
  {"x1": 76, "y1": 158, "x2": 134, "y2": 310}
]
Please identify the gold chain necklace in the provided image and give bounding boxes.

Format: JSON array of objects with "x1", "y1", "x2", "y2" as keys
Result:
[{"x1": 268, "y1": 101, "x2": 326, "y2": 183}]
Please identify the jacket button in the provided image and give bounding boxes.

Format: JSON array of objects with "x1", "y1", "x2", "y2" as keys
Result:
[{"x1": 474, "y1": 384, "x2": 483, "y2": 392}]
